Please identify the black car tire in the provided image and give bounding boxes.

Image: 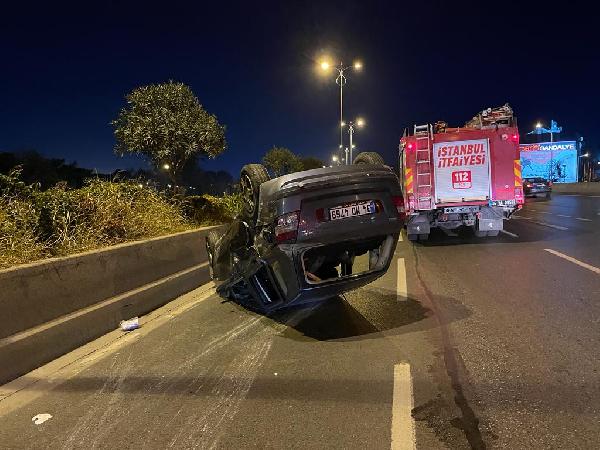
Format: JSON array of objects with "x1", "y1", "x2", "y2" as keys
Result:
[
  {"x1": 240, "y1": 164, "x2": 270, "y2": 223},
  {"x1": 353, "y1": 152, "x2": 385, "y2": 166},
  {"x1": 206, "y1": 229, "x2": 222, "y2": 280}
]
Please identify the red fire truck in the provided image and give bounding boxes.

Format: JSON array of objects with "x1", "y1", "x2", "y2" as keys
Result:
[{"x1": 399, "y1": 104, "x2": 524, "y2": 241}]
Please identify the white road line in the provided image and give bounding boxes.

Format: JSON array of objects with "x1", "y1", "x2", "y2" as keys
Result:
[
  {"x1": 512, "y1": 215, "x2": 532, "y2": 219},
  {"x1": 557, "y1": 214, "x2": 572, "y2": 218},
  {"x1": 538, "y1": 211, "x2": 552, "y2": 214},
  {"x1": 544, "y1": 249, "x2": 600, "y2": 275},
  {"x1": 391, "y1": 363, "x2": 416, "y2": 450},
  {"x1": 532, "y1": 221, "x2": 568, "y2": 231},
  {"x1": 563, "y1": 194, "x2": 581, "y2": 197},
  {"x1": 576, "y1": 217, "x2": 592, "y2": 222},
  {"x1": 396, "y1": 258, "x2": 407, "y2": 300},
  {"x1": 500, "y1": 229, "x2": 518, "y2": 238}
]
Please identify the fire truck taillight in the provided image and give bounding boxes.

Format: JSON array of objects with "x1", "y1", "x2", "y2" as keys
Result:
[
  {"x1": 392, "y1": 195, "x2": 406, "y2": 220},
  {"x1": 515, "y1": 187, "x2": 524, "y2": 205}
]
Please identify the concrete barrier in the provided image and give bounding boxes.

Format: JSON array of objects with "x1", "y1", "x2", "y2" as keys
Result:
[
  {"x1": 552, "y1": 182, "x2": 600, "y2": 195},
  {"x1": 0, "y1": 226, "x2": 221, "y2": 384}
]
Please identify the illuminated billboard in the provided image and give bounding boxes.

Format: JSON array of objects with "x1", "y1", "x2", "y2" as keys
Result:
[{"x1": 519, "y1": 141, "x2": 578, "y2": 183}]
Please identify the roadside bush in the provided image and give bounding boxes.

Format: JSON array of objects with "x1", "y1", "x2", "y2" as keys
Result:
[
  {"x1": 0, "y1": 170, "x2": 240, "y2": 269},
  {"x1": 0, "y1": 172, "x2": 192, "y2": 269},
  {"x1": 184, "y1": 193, "x2": 242, "y2": 224}
]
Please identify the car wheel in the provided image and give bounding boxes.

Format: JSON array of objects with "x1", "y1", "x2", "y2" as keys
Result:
[
  {"x1": 206, "y1": 229, "x2": 222, "y2": 280},
  {"x1": 240, "y1": 164, "x2": 270, "y2": 224},
  {"x1": 352, "y1": 151, "x2": 385, "y2": 165}
]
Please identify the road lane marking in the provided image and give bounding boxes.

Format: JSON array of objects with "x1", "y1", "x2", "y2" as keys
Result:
[
  {"x1": 512, "y1": 215, "x2": 531, "y2": 219},
  {"x1": 563, "y1": 194, "x2": 581, "y2": 197},
  {"x1": 544, "y1": 249, "x2": 600, "y2": 275},
  {"x1": 532, "y1": 221, "x2": 568, "y2": 231},
  {"x1": 557, "y1": 214, "x2": 572, "y2": 218},
  {"x1": 396, "y1": 258, "x2": 407, "y2": 300},
  {"x1": 538, "y1": 211, "x2": 552, "y2": 214},
  {"x1": 391, "y1": 363, "x2": 416, "y2": 450},
  {"x1": 576, "y1": 217, "x2": 592, "y2": 222},
  {"x1": 500, "y1": 229, "x2": 518, "y2": 238}
]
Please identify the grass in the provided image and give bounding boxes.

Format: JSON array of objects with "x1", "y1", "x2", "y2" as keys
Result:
[{"x1": 0, "y1": 170, "x2": 240, "y2": 270}]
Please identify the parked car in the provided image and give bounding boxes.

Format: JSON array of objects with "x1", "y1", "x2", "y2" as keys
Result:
[
  {"x1": 523, "y1": 177, "x2": 552, "y2": 199},
  {"x1": 206, "y1": 152, "x2": 405, "y2": 313}
]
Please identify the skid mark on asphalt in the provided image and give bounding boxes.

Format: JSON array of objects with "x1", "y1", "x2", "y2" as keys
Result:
[
  {"x1": 391, "y1": 363, "x2": 416, "y2": 450},
  {"x1": 411, "y1": 247, "x2": 486, "y2": 449},
  {"x1": 544, "y1": 249, "x2": 600, "y2": 275},
  {"x1": 576, "y1": 217, "x2": 592, "y2": 222}
]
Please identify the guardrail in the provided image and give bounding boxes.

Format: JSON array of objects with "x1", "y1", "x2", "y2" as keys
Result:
[
  {"x1": 0, "y1": 226, "x2": 220, "y2": 385},
  {"x1": 552, "y1": 182, "x2": 600, "y2": 194}
]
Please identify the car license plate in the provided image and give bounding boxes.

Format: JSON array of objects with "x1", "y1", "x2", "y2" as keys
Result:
[{"x1": 329, "y1": 201, "x2": 375, "y2": 221}]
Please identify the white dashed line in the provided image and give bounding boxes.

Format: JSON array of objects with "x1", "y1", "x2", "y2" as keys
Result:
[
  {"x1": 396, "y1": 258, "x2": 407, "y2": 300},
  {"x1": 532, "y1": 221, "x2": 569, "y2": 231},
  {"x1": 544, "y1": 249, "x2": 600, "y2": 275},
  {"x1": 538, "y1": 211, "x2": 552, "y2": 214},
  {"x1": 512, "y1": 215, "x2": 532, "y2": 219},
  {"x1": 557, "y1": 214, "x2": 572, "y2": 218},
  {"x1": 500, "y1": 229, "x2": 519, "y2": 238},
  {"x1": 576, "y1": 217, "x2": 592, "y2": 222},
  {"x1": 391, "y1": 363, "x2": 416, "y2": 450}
]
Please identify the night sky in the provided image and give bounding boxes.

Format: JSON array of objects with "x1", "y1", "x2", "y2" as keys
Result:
[{"x1": 2, "y1": 1, "x2": 598, "y2": 176}]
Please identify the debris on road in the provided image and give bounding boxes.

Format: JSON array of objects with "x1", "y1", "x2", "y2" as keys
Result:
[
  {"x1": 31, "y1": 413, "x2": 52, "y2": 425},
  {"x1": 119, "y1": 317, "x2": 140, "y2": 331}
]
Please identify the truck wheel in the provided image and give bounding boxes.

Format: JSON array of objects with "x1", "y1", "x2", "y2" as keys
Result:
[
  {"x1": 353, "y1": 152, "x2": 385, "y2": 166},
  {"x1": 240, "y1": 164, "x2": 270, "y2": 223}
]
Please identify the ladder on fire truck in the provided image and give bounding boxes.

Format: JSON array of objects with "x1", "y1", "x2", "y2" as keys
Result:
[{"x1": 414, "y1": 124, "x2": 434, "y2": 210}]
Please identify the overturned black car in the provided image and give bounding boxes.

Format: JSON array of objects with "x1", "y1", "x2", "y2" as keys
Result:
[{"x1": 206, "y1": 152, "x2": 405, "y2": 313}]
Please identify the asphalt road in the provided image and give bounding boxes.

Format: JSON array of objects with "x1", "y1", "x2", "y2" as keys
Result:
[{"x1": 1, "y1": 193, "x2": 599, "y2": 449}]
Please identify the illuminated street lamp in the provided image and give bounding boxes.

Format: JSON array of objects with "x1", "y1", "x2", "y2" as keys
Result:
[
  {"x1": 318, "y1": 58, "x2": 363, "y2": 151},
  {"x1": 347, "y1": 117, "x2": 365, "y2": 165},
  {"x1": 162, "y1": 163, "x2": 171, "y2": 170}
]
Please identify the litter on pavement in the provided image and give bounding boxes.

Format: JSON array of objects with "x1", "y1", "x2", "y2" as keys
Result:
[
  {"x1": 31, "y1": 413, "x2": 52, "y2": 425},
  {"x1": 119, "y1": 317, "x2": 140, "y2": 331}
]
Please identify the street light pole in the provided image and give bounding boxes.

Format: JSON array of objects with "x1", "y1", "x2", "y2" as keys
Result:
[
  {"x1": 348, "y1": 122, "x2": 354, "y2": 164},
  {"x1": 336, "y1": 66, "x2": 346, "y2": 153}
]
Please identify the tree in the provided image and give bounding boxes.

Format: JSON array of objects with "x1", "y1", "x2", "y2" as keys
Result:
[
  {"x1": 300, "y1": 156, "x2": 325, "y2": 171},
  {"x1": 262, "y1": 147, "x2": 303, "y2": 177},
  {"x1": 111, "y1": 81, "x2": 226, "y2": 184}
]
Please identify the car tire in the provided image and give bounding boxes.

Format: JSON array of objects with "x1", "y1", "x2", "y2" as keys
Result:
[
  {"x1": 206, "y1": 230, "x2": 221, "y2": 280},
  {"x1": 240, "y1": 164, "x2": 270, "y2": 224},
  {"x1": 352, "y1": 152, "x2": 385, "y2": 165}
]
